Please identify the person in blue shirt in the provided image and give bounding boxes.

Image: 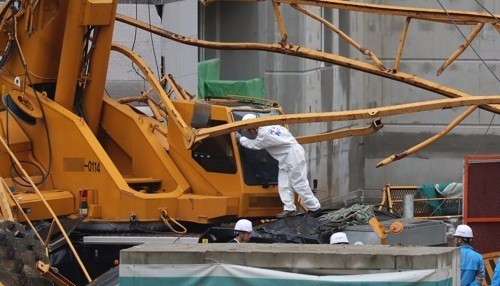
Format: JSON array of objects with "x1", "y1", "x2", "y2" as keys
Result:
[
  {"x1": 492, "y1": 258, "x2": 500, "y2": 286},
  {"x1": 453, "y1": 224, "x2": 485, "y2": 286}
]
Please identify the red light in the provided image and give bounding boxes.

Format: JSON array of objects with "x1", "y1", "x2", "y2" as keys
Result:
[{"x1": 79, "y1": 189, "x2": 88, "y2": 216}]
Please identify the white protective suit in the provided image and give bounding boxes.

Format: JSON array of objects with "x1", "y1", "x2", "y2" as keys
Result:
[{"x1": 239, "y1": 125, "x2": 321, "y2": 212}]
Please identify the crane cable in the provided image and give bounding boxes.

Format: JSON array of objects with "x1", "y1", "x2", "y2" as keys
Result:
[
  {"x1": 5, "y1": 1, "x2": 52, "y2": 187},
  {"x1": 436, "y1": 0, "x2": 500, "y2": 83},
  {"x1": 147, "y1": 0, "x2": 160, "y2": 78},
  {"x1": 473, "y1": 0, "x2": 500, "y2": 23}
]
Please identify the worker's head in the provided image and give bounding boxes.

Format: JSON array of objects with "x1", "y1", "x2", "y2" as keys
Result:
[
  {"x1": 242, "y1": 114, "x2": 257, "y2": 121},
  {"x1": 234, "y1": 219, "x2": 253, "y2": 243},
  {"x1": 241, "y1": 113, "x2": 258, "y2": 135},
  {"x1": 453, "y1": 224, "x2": 473, "y2": 246},
  {"x1": 330, "y1": 232, "x2": 349, "y2": 245}
]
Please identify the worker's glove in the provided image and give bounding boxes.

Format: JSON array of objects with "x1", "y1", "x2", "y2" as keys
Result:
[{"x1": 234, "y1": 132, "x2": 242, "y2": 142}]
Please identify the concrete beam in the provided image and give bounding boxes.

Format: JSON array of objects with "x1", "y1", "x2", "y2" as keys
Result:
[{"x1": 121, "y1": 243, "x2": 459, "y2": 274}]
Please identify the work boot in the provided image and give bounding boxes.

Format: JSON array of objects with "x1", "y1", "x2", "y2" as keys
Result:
[
  {"x1": 276, "y1": 210, "x2": 296, "y2": 218},
  {"x1": 306, "y1": 208, "x2": 321, "y2": 216}
]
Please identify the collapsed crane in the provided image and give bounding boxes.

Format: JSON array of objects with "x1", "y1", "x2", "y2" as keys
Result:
[{"x1": 0, "y1": 0, "x2": 497, "y2": 284}]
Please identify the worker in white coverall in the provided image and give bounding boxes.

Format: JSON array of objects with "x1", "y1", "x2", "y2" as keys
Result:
[{"x1": 235, "y1": 114, "x2": 321, "y2": 218}]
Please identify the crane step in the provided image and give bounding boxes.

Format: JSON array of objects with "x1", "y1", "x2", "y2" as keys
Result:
[
  {"x1": 125, "y1": 178, "x2": 162, "y2": 192},
  {"x1": 125, "y1": 178, "x2": 162, "y2": 184}
]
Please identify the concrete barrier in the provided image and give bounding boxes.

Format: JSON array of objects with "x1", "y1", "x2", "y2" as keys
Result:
[{"x1": 120, "y1": 243, "x2": 460, "y2": 284}]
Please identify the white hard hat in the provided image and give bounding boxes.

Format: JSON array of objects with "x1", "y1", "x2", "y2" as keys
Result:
[
  {"x1": 453, "y1": 224, "x2": 473, "y2": 238},
  {"x1": 234, "y1": 219, "x2": 253, "y2": 233},
  {"x1": 354, "y1": 241, "x2": 364, "y2": 246},
  {"x1": 330, "y1": 232, "x2": 349, "y2": 244},
  {"x1": 242, "y1": 114, "x2": 257, "y2": 121}
]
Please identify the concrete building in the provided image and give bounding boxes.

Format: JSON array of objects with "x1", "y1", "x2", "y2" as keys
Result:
[{"x1": 111, "y1": 1, "x2": 500, "y2": 201}]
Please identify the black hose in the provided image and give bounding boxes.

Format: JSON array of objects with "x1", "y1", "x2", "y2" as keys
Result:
[
  {"x1": 9, "y1": 160, "x2": 45, "y2": 187},
  {"x1": 0, "y1": 0, "x2": 15, "y2": 68},
  {"x1": 373, "y1": 204, "x2": 403, "y2": 218}
]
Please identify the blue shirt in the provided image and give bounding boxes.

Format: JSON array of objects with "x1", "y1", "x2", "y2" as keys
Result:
[
  {"x1": 492, "y1": 258, "x2": 500, "y2": 286},
  {"x1": 459, "y1": 245, "x2": 485, "y2": 286}
]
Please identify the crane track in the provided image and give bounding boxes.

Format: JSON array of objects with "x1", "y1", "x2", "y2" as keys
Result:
[{"x1": 0, "y1": 220, "x2": 52, "y2": 286}]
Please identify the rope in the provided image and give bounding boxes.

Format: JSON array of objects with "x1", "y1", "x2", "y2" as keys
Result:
[
  {"x1": 318, "y1": 204, "x2": 375, "y2": 228},
  {"x1": 160, "y1": 209, "x2": 187, "y2": 234}
]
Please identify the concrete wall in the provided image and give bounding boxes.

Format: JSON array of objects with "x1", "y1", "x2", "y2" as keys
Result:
[
  {"x1": 108, "y1": 2, "x2": 197, "y2": 99},
  {"x1": 160, "y1": 1, "x2": 198, "y2": 94},
  {"x1": 107, "y1": 4, "x2": 162, "y2": 98}
]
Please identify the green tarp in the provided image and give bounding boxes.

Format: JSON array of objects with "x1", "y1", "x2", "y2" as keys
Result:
[
  {"x1": 418, "y1": 183, "x2": 449, "y2": 216},
  {"x1": 198, "y1": 58, "x2": 265, "y2": 99},
  {"x1": 198, "y1": 58, "x2": 221, "y2": 99},
  {"x1": 204, "y1": 78, "x2": 265, "y2": 99}
]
